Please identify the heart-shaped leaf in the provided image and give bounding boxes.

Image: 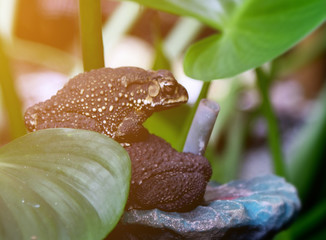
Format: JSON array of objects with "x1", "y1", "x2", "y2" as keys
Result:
[
  {"x1": 120, "y1": 0, "x2": 226, "y2": 29},
  {"x1": 123, "y1": 0, "x2": 326, "y2": 80},
  {"x1": 0, "y1": 128, "x2": 130, "y2": 240}
]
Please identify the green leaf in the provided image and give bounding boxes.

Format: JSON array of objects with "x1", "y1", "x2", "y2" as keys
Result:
[
  {"x1": 121, "y1": 0, "x2": 223, "y2": 29},
  {"x1": 310, "y1": 228, "x2": 326, "y2": 240},
  {"x1": 124, "y1": 0, "x2": 326, "y2": 80},
  {"x1": 0, "y1": 128, "x2": 131, "y2": 240},
  {"x1": 288, "y1": 84, "x2": 326, "y2": 201},
  {"x1": 289, "y1": 199, "x2": 326, "y2": 239}
]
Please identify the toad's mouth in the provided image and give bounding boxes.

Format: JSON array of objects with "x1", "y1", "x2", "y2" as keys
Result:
[
  {"x1": 158, "y1": 92, "x2": 189, "y2": 109},
  {"x1": 165, "y1": 94, "x2": 188, "y2": 106}
]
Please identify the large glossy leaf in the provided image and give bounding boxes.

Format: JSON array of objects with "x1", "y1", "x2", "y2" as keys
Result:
[
  {"x1": 0, "y1": 128, "x2": 131, "y2": 240},
  {"x1": 120, "y1": 0, "x2": 232, "y2": 29},
  {"x1": 123, "y1": 0, "x2": 326, "y2": 80}
]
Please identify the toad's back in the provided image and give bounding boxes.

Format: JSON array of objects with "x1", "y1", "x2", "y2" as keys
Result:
[{"x1": 24, "y1": 67, "x2": 188, "y2": 142}]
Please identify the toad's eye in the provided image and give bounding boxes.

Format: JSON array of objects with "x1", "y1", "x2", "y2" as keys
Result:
[{"x1": 163, "y1": 83, "x2": 176, "y2": 95}]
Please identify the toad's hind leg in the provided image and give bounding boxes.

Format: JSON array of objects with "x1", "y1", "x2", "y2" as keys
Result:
[{"x1": 25, "y1": 111, "x2": 104, "y2": 134}]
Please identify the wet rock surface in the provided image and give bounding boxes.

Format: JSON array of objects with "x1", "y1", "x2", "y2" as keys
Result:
[{"x1": 109, "y1": 175, "x2": 300, "y2": 240}]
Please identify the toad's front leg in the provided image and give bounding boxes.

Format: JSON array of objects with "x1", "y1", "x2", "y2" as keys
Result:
[{"x1": 114, "y1": 111, "x2": 150, "y2": 142}]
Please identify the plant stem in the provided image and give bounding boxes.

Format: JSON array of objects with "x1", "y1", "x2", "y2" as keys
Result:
[
  {"x1": 181, "y1": 81, "x2": 210, "y2": 150},
  {"x1": 183, "y1": 99, "x2": 220, "y2": 155},
  {"x1": 221, "y1": 112, "x2": 246, "y2": 182},
  {"x1": 255, "y1": 67, "x2": 286, "y2": 178},
  {"x1": 78, "y1": 0, "x2": 105, "y2": 71},
  {"x1": 0, "y1": 37, "x2": 26, "y2": 139}
]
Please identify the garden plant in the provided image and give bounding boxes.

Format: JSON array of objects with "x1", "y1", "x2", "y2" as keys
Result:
[{"x1": 0, "y1": 0, "x2": 326, "y2": 239}]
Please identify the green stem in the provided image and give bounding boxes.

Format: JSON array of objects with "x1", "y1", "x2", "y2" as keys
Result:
[
  {"x1": 221, "y1": 112, "x2": 246, "y2": 182},
  {"x1": 181, "y1": 81, "x2": 210, "y2": 150},
  {"x1": 290, "y1": 199, "x2": 326, "y2": 239},
  {"x1": 255, "y1": 67, "x2": 286, "y2": 178},
  {"x1": 78, "y1": 0, "x2": 105, "y2": 71},
  {"x1": 0, "y1": 37, "x2": 26, "y2": 139}
]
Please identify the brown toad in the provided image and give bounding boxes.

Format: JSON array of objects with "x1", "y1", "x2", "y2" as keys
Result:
[
  {"x1": 24, "y1": 67, "x2": 212, "y2": 212},
  {"x1": 24, "y1": 67, "x2": 188, "y2": 142},
  {"x1": 125, "y1": 134, "x2": 212, "y2": 212}
]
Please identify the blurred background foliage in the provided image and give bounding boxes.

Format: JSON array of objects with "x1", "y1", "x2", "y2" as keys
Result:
[{"x1": 0, "y1": 0, "x2": 326, "y2": 239}]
